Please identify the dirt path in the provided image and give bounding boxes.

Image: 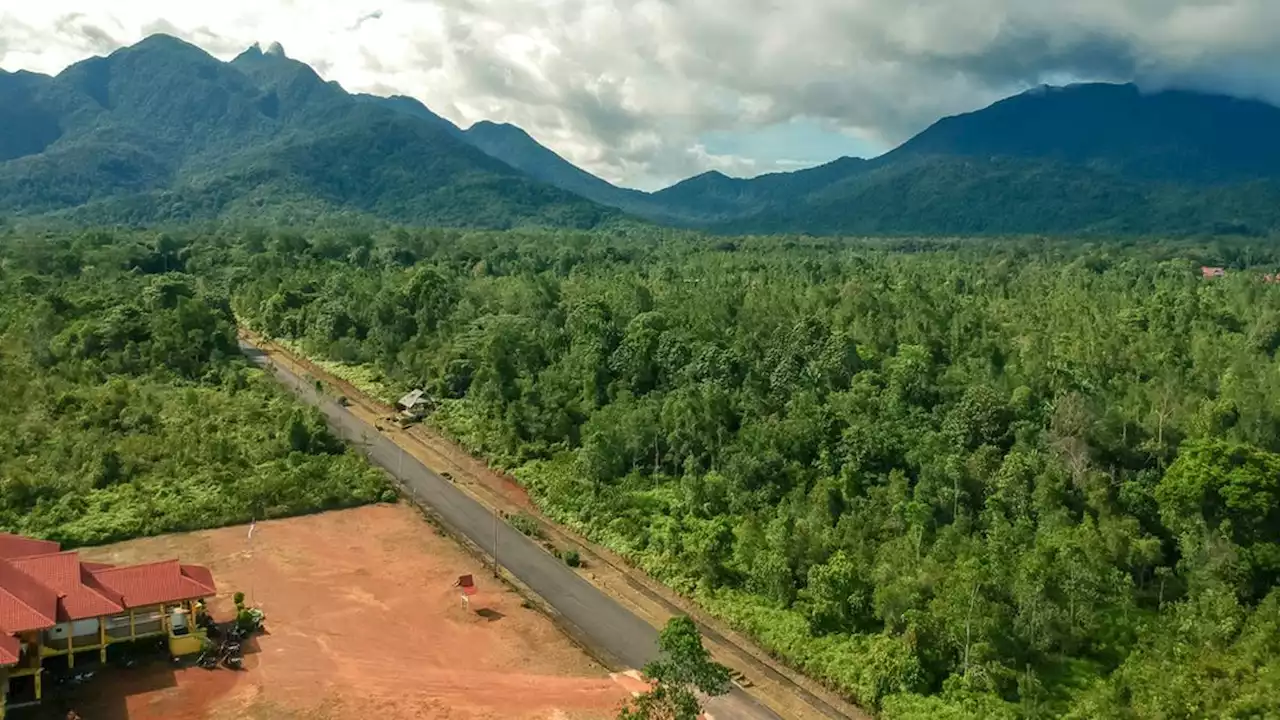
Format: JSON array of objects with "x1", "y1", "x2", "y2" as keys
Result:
[{"x1": 242, "y1": 331, "x2": 866, "y2": 720}]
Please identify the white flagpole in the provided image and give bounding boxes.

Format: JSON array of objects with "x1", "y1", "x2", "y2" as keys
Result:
[{"x1": 247, "y1": 519, "x2": 256, "y2": 605}]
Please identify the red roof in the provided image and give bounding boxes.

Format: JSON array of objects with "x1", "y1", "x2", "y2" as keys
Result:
[
  {"x1": 0, "y1": 560, "x2": 58, "y2": 633},
  {"x1": 0, "y1": 531, "x2": 215, "y2": 667},
  {"x1": 89, "y1": 560, "x2": 216, "y2": 608},
  {"x1": 180, "y1": 564, "x2": 216, "y2": 593},
  {"x1": 0, "y1": 633, "x2": 19, "y2": 666},
  {"x1": 10, "y1": 553, "x2": 124, "y2": 621},
  {"x1": 0, "y1": 533, "x2": 60, "y2": 560}
]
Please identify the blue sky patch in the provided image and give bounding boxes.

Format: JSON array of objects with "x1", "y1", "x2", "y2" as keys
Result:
[{"x1": 699, "y1": 117, "x2": 888, "y2": 177}]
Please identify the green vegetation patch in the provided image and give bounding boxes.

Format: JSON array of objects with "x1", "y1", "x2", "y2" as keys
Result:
[{"x1": 0, "y1": 233, "x2": 388, "y2": 546}]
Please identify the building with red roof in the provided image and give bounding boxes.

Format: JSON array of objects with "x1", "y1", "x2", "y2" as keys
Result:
[{"x1": 0, "y1": 533, "x2": 215, "y2": 716}]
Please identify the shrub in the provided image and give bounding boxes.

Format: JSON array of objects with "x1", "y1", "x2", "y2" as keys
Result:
[{"x1": 509, "y1": 513, "x2": 542, "y2": 538}]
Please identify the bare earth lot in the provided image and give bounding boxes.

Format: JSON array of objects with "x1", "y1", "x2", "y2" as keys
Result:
[{"x1": 65, "y1": 504, "x2": 633, "y2": 720}]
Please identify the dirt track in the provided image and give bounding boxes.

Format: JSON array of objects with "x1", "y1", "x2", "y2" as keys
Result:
[{"x1": 70, "y1": 505, "x2": 632, "y2": 720}]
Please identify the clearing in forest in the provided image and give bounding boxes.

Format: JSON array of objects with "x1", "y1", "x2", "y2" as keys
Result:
[{"x1": 58, "y1": 504, "x2": 633, "y2": 720}]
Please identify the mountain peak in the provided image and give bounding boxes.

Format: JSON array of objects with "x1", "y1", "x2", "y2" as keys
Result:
[
  {"x1": 670, "y1": 169, "x2": 733, "y2": 188},
  {"x1": 891, "y1": 81, "x2": 1280, "y2": 183},
  {"x1": 356, "y1": 94, "x2": 462, "y2": 137},
  {"x1": 235, "y1": 41, "x2": 290, "y2": 63},
  {"x1": 0, "y1": 32, "x2": 619, "y2": 229},
  {"x1": 127, "y1": 33, "x2": 205, "y2": 56},
  {"x1": 467, "y1": 120, "x2": 534, "y2": 140}
]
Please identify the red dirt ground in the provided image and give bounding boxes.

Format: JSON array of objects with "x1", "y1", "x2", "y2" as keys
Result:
[{"x1": 60, "y1": 504, "x2": 634, "y2": 720}]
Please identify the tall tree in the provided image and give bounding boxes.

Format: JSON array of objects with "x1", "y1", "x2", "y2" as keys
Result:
[{"x1": 619, "y1": 616, "x2": 731, "y2": 720}]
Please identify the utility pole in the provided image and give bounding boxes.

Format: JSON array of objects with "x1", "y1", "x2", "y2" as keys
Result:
[{"x1": 493, "y1": 508, "x2": 500, "y2": 577}]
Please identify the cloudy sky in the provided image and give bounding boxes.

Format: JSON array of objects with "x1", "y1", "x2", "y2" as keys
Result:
[{"x1": 3, "y1": 1, "x2": 1280, "y2": 190}]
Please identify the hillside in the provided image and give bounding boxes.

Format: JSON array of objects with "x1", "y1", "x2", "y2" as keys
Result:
[
  {"x1": 889, "y1": 83, "x2": 1280, "y2": 182},
  {"x1": 7, "y1": 36, "x2": 1280, "y2": 236},
  {"x1": 648, "y1": 84, "x2": 1280, "y2": 236},
  {"x1": 0, "y1": 35, "x2": 620, "y2": 230},
  {"x1": 452, "y1": 82, "x2": 1280, "y2": 236}
]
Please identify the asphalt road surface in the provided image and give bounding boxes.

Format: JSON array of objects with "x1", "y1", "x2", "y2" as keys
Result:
[{"x1": 241, "y1": 340, "x2": 786, "y2": 720}]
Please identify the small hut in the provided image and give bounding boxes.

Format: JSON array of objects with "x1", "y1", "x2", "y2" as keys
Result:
[{"x1": 394, "y1": 389, "x2": 431, "y2": 425}]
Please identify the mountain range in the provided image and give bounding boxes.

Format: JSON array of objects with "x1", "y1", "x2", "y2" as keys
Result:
[{"x1": 4, "y1": 34, "x2": 1280, "y2": 236}]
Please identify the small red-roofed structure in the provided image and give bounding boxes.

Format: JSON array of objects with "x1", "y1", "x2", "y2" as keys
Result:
[{"x1": 0, "y1": 532, "x2": 216, "y2": 715}]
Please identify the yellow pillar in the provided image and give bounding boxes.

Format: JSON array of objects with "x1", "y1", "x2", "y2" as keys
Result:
[
  {"x1": 99, "y1": 618, "x2": 108, "y2": 662},
  {"x1": 129, "y1": 609, "x2": 136, "y2": 640},
  {"x1": 66, "y1": 632, "x2": 74, "y2": 668},
  {"x1": 34, "y1": 670, "x2": 41, "y2": 701}
]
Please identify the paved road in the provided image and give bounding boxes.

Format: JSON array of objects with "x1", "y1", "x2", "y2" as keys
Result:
[{"x1": 241, "y1": 340, "x2": 784, "y2": 720}]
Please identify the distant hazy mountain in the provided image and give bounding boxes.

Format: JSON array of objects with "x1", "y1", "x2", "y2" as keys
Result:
[
  {"x1": 650, "y1": 83, "x2": 1280, "y2": 235},
  {"x1": 4, "y1": 36, "x2": 1280, "y2": 235},
  {"x1": 0, "y1": 35, "x2": 620, "y2": 229},
  {"x1": 455, "y1": 82, "x2": 1280, "y2": 236},
  {"x1": 457, "y1": 120, "x2": 695, "y2": 222}
]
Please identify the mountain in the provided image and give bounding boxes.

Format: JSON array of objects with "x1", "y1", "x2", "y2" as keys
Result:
[
  {"x1": 463, "y1": 121, "x2": 631, "y2": 204},
  {"x1": 6, "y1": 36, "x2": 1280, "y2": 236},
  {"x1": 452, "y1": 117, "x2": 872, "y2": 226},
  {"x1": 651, "y1": 156, "x2": 870, "y2": 223},
  {"x1": 889, "y1": 83, "x2": 1280, "y2": 183},
  {"x1": 0, "y1": 35, "x2": 621, "y2": 229},
  {"x1": 636, "y1": 83, "x2": 1280, "y2": 236},
  {"x1": 355, "y1": 93, "x2": 465, "y2": 139},
  {"x1": 453, "y1": 119, "x2": 709, "y2": 223},
  {"x1": 446, "y1": 81, "x2": 1280, "y2": 236}
]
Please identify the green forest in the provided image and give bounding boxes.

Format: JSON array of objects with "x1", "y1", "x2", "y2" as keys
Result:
[
  {"x1": 0, "y1": 231, "x2": 389, "y2": 546},
  {"x1": 5, "y1": 224, "x2": 1280, "y2": 718},
  {"x1": 213, "y1": 226, "x2": 1278, "y2": 718}
]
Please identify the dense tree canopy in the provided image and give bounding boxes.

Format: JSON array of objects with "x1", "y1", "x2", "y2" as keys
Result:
[
  {"x1": 0, "y1": 232, "x2": 389, "y2": 546},
  {"x1": 7, "y1": 223, "x2": 1280, "y2": 717},
  {"x1": 205, "y1": 225, "x2": 1280, "y2": 718}
]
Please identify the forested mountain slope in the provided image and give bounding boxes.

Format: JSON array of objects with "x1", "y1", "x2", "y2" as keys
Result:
[
  {"x1": 206, "y1": 224, "x2": 1280, "y2": 719},
  {"x1": 6, "y1": 35, "x2": 1280, "y2": 235},
  {"x1": 0, "y1": 35, "x2": 620, "y2": 229},
  {"x1": 647, "y1": 84, "x2": 1280, "y2": 235},
  {"x1": 449, "y1": 82, "x2": 1280, "y2": 236},
  {"x1": 889, "y1": 83, "x2": 1280, "y2": 182}
]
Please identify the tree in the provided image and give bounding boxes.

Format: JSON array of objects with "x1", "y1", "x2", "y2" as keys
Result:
[
  {"x1": 619, "y1": 616, "x2": 731, "y2": 720},
  {"x1": 801, "y1": 550, "x2": 868, "y2": 634},
  {"x1": 1157, "y1": 439, "x2": 1280, "y2": 599}
]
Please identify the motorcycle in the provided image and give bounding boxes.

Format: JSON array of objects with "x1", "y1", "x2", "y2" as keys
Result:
[{"x1": 221, "y1": 640, "x2": 244, "y2": 670}]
